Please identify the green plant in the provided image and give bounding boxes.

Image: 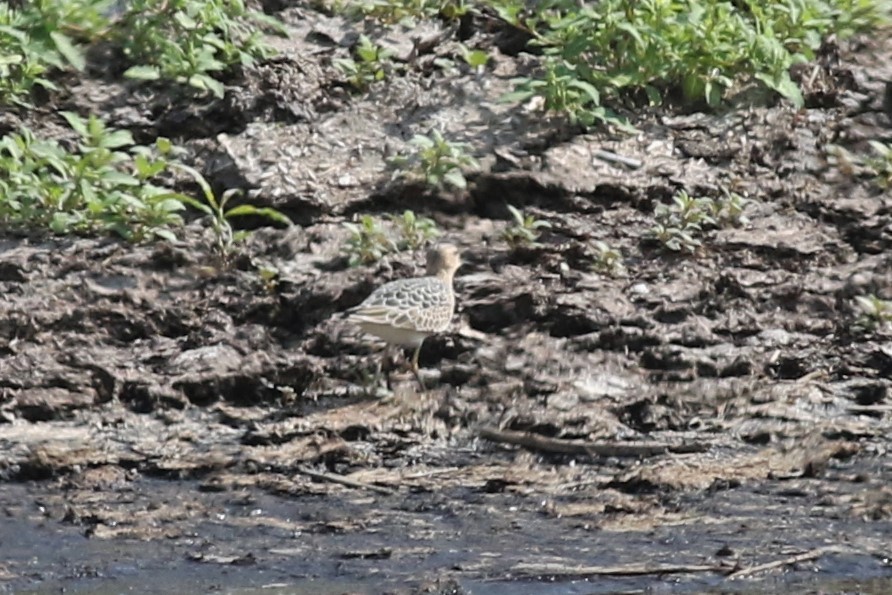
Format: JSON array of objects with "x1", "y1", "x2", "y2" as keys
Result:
[
  {"x1": 459, "y1": 43, "x2": 489, "y2": 70},
  {"x1": 650, "y1": 189, "x2": 751, "y2": 253},
  {"x1": 501, "y1": 204, "x2": 550, "y2": 248},
  {"x1": 440, "y1": 0, "x2": 471, "y2": 20},
  {"x1": 117, "y1": 0, "x2": 285, "y2": 98},
  {"x1": 341, "y1": 0, "x2": 468, "y2": 23},
  {"x1": 499, "y1": 0, "x2": 888, "y2": 127},
  {"x1": 0, "y1": 0, "x2": 100, "y2": 105},
  {"x1": 391, "y1": 209, "x2": 440, "y2": 250},
  {"x1": 0, "y1": 112, "x2": 290, "y2": 248},
  {"x1": 334, "y1": 35, "x2": 393, "y2": 91},
  {"x1": 591, "y1": 240, "x2": 625, "y2": 276},
  {"x1": 390, "y1": 130, "x2": 479, "y2": 190},
  {"x1": 650, "y1": 190, "x2": 716, "y2": 253},
  {"x1": 343, "y1": 210, "x2": 441, "y2": 266},
  {"x1": 854, "y1": 294, "x2": 892, "y2": 332},
  {"x1": 0, "y1": 0, "x2": 284, "y2": 103},
  {"x1": 343, "y1": 214, "x2": 397, "y2": 266},
  {"x1": 0, "y1": 113, "x2": 192, "y2": 241},
  {"x1": 0, "y1": 22, "x2": 59, "y2": 105},
  {"x1": 10, "y1": 0, "x2": 110, "y2": 47},
  {"x1": 505, "y1": 59, "x2": 630, "y2": 129},
  {"x1": 174, "y1": 170, "x2": 292, "y2": 262},
  {"x1": 704, "y1": 190, "x2": 751, "y2": 226},
  {"x1": 866, "y1": 140, "x2": 892, "y2": 189},
  {"x1": 257, "y1": 263, "x2": 280, "y2": 293}
]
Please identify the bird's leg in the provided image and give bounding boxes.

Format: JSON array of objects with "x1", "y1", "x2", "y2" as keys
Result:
[
  {"x1": 410, "y1": 344, "x2": 426, "y2": 391},
  {"x1": 383, "y1": 344, "x2": 397, "y2": 391}
]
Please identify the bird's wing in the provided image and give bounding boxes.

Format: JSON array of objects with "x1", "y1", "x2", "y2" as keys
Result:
[
  {"x1": 347, "y1": 277, "x2": 445, "y2": 329},
  {"x1": 348, "y1": 306, "x2": 421, "y2": 330}
]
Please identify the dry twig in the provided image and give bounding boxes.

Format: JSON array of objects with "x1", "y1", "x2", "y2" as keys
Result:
[
  {"x1": 511, "y1": 561, "x2": 725, "y2": 578},
  {"x1": 478, "y1": 427, "x2": 709, "y2": 458},
  {"x1": 727, "y1": 546, "x2": 840, "y2": 579},
  {"x1": 295, "y1": 465, "x2": 395, "y2": 495}
]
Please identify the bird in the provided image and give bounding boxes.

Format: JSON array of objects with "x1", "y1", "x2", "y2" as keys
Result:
[{"x1": 346, "y1": 244, "x2": 461, "y2": 386}]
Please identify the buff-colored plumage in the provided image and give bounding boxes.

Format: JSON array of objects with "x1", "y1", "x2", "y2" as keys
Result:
[{"x1": 348, "y1": 244, "x2": 461, "y2": 380}]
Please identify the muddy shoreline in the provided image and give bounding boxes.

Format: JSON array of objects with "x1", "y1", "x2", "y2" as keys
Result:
[
  {"x1": 1, "y1": 467, "x2": 890, "y2": 594},
  {"x1": 2, "y1": 2, "x2": 892, "y2": 593}
]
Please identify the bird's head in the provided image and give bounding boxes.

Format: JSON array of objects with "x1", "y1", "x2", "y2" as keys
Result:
[{"x1": 426, "y1": 243, "x2": 462, "y2": 280}]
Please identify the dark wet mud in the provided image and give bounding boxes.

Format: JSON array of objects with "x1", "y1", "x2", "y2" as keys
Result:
[
  {"x1": 2, "y1": 2, "x2": 892, "y2": 593},
  {"x1": 1, "y1": 471, "x2": 890, "y2": 594}
]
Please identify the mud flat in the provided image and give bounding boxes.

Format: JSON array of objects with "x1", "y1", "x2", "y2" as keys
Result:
[{"x1": 1, "y1": 3, "x2": 892, "y2": 593}]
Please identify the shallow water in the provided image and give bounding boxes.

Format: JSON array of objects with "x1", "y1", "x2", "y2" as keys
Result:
[{"x1": 2, "y1": 474, "x2": 890, "y2": 594}]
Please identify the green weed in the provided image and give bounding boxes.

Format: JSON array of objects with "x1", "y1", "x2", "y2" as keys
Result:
[
  {"x1": 0, "y1": 113, "x2": 190, "y2": 241},
  {"x1": 0, "y1": 113, "x2": 290, "y2": 249},
  {"x1": 390, "y1": 130, "x2": 479, "y2": 190},
  {"x1": 343, "y1": 210, "x2": 441, "y2": 266},
  {"x1": 591, "y1": 240, "x2": 625, "y2": 276},
  {"x1": 501, "y1": 204, "x2": 550, "y2": 248},
  {"x1": 459, "y1": 44, "x2": 489, "y2": 70},
  {"x1": 257, "y1": 264, "x2": 280, "y2": 293},
  {"x1": 854, "y1": 294, "x2": 892, "y2": 332},
  {"x1": 866, "y1": 140, "x2": 892, "y2": 189},
  {"x1": 650, "y1": 190, "x2": 750, "y2": 253},
  {"x1": 174, "y1": 167, "x2": 292, "y2": 263},
  {"x1": 390, "y1": 209, "x2": 440, "y2": 250},
  {"x1": 0, "y1": 0, "x2": 284, "y2": 103},
  {"x1": 115, "y1": 0, "x2": 285, "y2": 98},
  {"x1": 0, "y1": 0, "x2": 98, "y2": 105},
  {"x1": 335, "y1": 35, "x2": 394, "y2": 92},
  {"x1": 504, "y1": 59, "x2": 628, "y2": 129},
  {"x1": 341, "y1": 0, "x2": 468, "y2": 23},
  {"x1": 343, "y1": 214, "x2": 398, "y2": 267},
  {"x1": 501, "y1": 0, "x2": 888, "y2": 127},
  {"x1": 705, "y1": 190, "x2": 751, "y2": 226}
]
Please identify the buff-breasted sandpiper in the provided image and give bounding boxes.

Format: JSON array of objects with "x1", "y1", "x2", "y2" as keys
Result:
[{"x1": 347, "y1": 244, "x2": 461, "y2": 384}]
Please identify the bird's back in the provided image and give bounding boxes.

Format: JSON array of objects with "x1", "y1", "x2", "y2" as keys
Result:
[{"x1": 349, "y1": 275, "x2": 454, "y2": 333}]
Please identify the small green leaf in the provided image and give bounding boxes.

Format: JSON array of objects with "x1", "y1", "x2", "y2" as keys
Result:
[
  {"x1": 188, "y1": 73, "x2": 225, "y2": 98},
  {"x1": 0, "y1": 25, "x2": 27, "y2": 42},
  {"x1": 124, "y1": 65, "x2": 162, "y2": 80},
  {"x1": 242, "y1": 207, "x2": 292, "y2": 225},
  {"x1": 152, "y1": 228, "x2": 179, "y2": 242},
  {"x1": 60, "y1": 111, "x2": 89, "y2": 137},
  {"x1": 50, "y1": 212, "x2": 74, "y2": 234},
  {"x1": 50, "y1": 32, "x2": 85, "y2": 71},
  {"x1": 176, "y1": 194, "x2": 214, "y2": 215},
  {"x1": 171, "y1": 163, "x2": 217, "y2": 206},
  {"x1": 462, "y1": 49, "x2": 489, "y2": 68},
  {"x1": 442, "y1": 169, "x2": 467, "y2": 189},
  {"x1": 224, "y1": 205, "x2": 291, "y2": 225},
  {"x1": 248, "y1": 10, "x2": 288, "y2": 35},
  {"x1": 103, "y1": 171, "x2": 141, "y2": 186},
  {"x1": 102, "y1": 130, "x2": 135, "y2": 149},
  {"x1": 0, "y1": 54, "x2": 24, "y2": 66},
  {"x1": 409, "y1": 134, "x2": 436, "y2": 149},
  {"x1": 500, "y1": 89, "x2": 536, "y2": 103},
  {"x1": 154, "y1": 197, "x2": 188, "y2": 212},
  {"x1": 173, "y1": 11, "x2": 198, "y2": 30},
  {"x1": 644, "y1": 85, "x2": 662, "y2": 106},
  {"x1": 569, "y1": 79, "x2": 600, "y2": 104},
  {"x1": 156, "y1": 137, "x2": 173, "y2": 154},
  {"x1": 707, "y1": 83, "x2": 723, "y2": 107}
]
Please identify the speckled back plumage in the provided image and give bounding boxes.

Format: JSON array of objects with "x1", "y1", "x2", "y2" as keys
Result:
[
  {"x1": 349, "y1": 275, "x2": 455, "y2": 333},
  {"x1": 347, "y1": 244, "x2": 461, "y2": 358}
]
